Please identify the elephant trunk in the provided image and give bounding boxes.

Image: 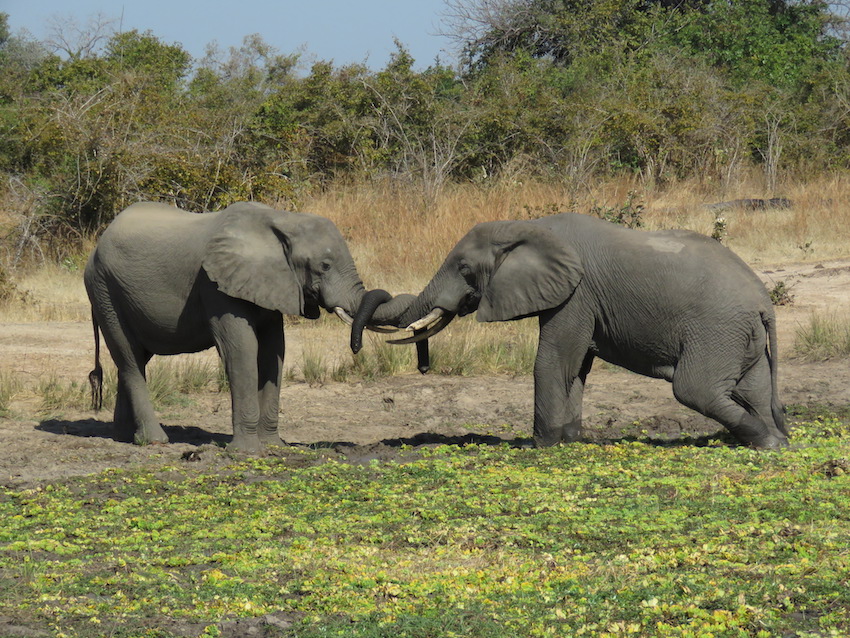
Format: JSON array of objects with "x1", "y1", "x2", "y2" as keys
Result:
[
  {"x1": 350, "y1": 289, "x2": 432, "y2": 373},
  {"x1": 350, "y1": 289, "x2": 393, "y2": 354},
  {"x1": 365, "y1": 292, "x2": 420, "y2": 327},
  {"x1": 385, "y1": 275, "x2": 458, "y2": 345}
]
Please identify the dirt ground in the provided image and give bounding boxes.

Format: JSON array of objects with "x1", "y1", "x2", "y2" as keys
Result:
[{"x1": 2, "y1": 258, "x2": 850, "y2": 488}]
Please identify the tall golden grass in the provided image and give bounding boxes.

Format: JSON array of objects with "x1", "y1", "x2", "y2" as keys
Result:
[{"x1": 304, "y1": 173, "x2": 850, "y2": 291}]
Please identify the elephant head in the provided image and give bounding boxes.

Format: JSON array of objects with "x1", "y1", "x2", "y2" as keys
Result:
[
  {"x1": 382, "y1": 220, "x2": 584, "y2": 343},
  {"x1": 201, "y1": 202, "x2": 407, "y2": 329}
]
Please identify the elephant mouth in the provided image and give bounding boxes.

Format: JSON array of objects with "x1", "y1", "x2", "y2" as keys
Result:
[
  {"x1": 388, "y1": 308, "x2": 455, "y2": 344},
  {"x1": 303, "y1": 298, "x2": 321, "y2": 320}
]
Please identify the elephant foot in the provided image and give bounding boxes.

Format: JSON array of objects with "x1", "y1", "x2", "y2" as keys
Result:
[
  {"x1": 227, "y1": 433, "x2": 264, "y2": 455},
  {"x1": 134, "y1": 423, "x2": 169, "y2": 446},
  {"x1": 259, "y1": 435, "x2": 286, "y2": 448},
  {"x1": 728, "y1": 415, "x2": 789, "y2": 450},
  {"x1": 258, "y1": 426, "x2": 285, "y2": 448},
  {"x1": 113, "y1": 423, "x2": 136, "y2": 443},
  {"x1": 533, "y1": 421, "x2": 583, "y2": 447}
]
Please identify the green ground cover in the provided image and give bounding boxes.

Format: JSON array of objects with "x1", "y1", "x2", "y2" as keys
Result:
[{"x1": 1, "y1": 416, "x2": 848, "y2": 638}]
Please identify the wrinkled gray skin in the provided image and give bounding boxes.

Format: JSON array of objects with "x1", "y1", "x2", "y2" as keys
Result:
[
  {"x1": 84, "y1": 201, "x2": 411, "y2": 452},
  {"x1": 382, "y1": 213, "x2": 788, "y2": 449}
]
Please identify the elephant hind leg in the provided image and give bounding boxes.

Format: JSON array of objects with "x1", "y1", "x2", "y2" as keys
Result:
[
  {"x1": 111, "y1": 345, "x2": 167, "y2": 445},
  {"x1": 731, "y1": 355, "x2": 788, "y2": 438},
  {"x1": 672, "y1": 354, "x2": 787, "y2": 449},
  {"x1": 89, "y1": 298, "x2": 166, "y2": 444}
]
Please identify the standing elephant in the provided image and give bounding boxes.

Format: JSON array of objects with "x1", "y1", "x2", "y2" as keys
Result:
[
  {"x1": 383, "y1": 213, "x2": 788, "y2": 449},
  {"x1": 85, "y1": 201, "x2": 410, "y2": 452}
]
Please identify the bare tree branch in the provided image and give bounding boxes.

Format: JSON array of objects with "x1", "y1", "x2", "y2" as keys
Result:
[{"x1": 44, "y1": 12, "x2": 117, "y2": 60}]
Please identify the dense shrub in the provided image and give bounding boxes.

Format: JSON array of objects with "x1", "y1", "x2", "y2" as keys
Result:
[{"x1": 1, "y1": 1, "x2": 849, "y2": 246}]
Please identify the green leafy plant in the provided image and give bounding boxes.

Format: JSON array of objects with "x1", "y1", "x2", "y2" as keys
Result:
[
  {"x1": 711, "y1": 213, "x2": 728, "y2": 242},
  {"x1": 590, "y1": 191, "x2": 644, "y2": 228},
  {"x1": 768, "y1": 279, "x2": 795, "y2": 306},
  {"x1": 1, "y1": 418, "x2": 848, "y2": 636}
]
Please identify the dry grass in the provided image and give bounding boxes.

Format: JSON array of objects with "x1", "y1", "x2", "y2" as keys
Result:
[
  {"x1": 305, "y1": 173, "x2": 850, "y2": 290},
  {"x1": 793, "y1": 310, "x2": 850, "y2": 362},
  {"x1": 0, "y1": 262, "x2": 89, "y2": 322}
]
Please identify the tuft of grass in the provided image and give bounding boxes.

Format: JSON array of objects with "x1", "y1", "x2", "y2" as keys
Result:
[
  {"x1": 428, "y1": 318, "x2": 537, "y2": 376},
  {"x1": 0, "y1": 369, "x2": 23, "y2": 415},
  {"x1": 37, "y1": 374, "x2": 90, "y2": 413},
  {"x1": 349, "y1": 337, "x2": 416, "y2": 380},
  {"x1": 146, "y1": 357, "x2": 222, "y2": 406},
  {"x1": 301, "y1": 344, "x2": 333, "y2": 386},
  {"x1": 793, "y1": 311, "x2": 850, "y2": 361}
]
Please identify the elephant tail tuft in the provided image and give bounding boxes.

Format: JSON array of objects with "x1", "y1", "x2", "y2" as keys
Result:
[{"x1": 88, "y1": 312, "x2": 103, "y2": 411}]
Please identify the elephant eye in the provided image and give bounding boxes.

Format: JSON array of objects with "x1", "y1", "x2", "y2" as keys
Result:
[
  {"x1": 458, "y1": 261, "x2": 476, "y2": 286},
  {"x1": 319, "y1": 260, "x2": 332, "y2": 273}
]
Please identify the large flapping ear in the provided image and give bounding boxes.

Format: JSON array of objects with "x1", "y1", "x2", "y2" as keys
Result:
[
  {"x1": 477, "y1": 221, "x2": 583, "y2": 322},
  {"x1": 202, "y1": 203, "x2": 304, "y2": 315}
]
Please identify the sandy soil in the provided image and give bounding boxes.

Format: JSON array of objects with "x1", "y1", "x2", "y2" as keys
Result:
[{"x1": 2, "y1": 259, "x2": 850, "y2": 488}]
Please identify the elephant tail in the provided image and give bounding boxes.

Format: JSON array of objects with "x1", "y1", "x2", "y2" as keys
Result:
[
  {"x1": 88, "y1": 311, "x2": 103, "y2": 411},
  {"x1": 762, "y1": 310, "x2": 787, "y2": 435}
]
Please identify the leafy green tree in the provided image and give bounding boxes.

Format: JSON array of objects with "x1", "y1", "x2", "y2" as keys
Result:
[
  {"x1": 364, "y1": 44, "x2": 473, "y2": 200},
  {"x1": 7, "y1": 28, "x2": 194, "y2": 231},
  {"x1": 251, "y1": 59, "x2": 374, "y2": 184},
  {"x1": 671, "y1": 0, "x2": 843, "y2": 88}
]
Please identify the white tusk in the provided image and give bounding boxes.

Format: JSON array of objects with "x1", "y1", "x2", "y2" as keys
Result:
[
  {"x1": 334, "y1": 307, "x2": 354, "y2": 325},
  {"x1": 389, "y1": 313, "x2": 454, "y2": 344},
  {"x1": 366, "y1": 325, "x2": 399, "y2": 334},
  {"x1": 406, "y1": 308, "x2": 445, "y2": 332}
]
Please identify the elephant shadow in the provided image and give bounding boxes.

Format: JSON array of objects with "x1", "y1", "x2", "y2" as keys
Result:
[
  {"x1": 36, "y1": 419, "x2": 232, "y2": 447},
  {"x1": 308, "y1": 430, "x2": 739, "y2": 459},
  {"x1": 34, "y1": 420, "x2": 738, "y2": 454}
]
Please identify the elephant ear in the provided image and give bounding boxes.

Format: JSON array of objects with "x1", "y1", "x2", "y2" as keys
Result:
[
  {"x1": 477, "y1": 222, "x2": 583, "y2": 322},
  {"x1": 202, "y1": 203, "x2": 304, "y2": 315}
]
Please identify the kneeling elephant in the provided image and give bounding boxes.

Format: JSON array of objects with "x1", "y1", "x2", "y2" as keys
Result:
[{"x1": 377, "y1": 212, "x2": 788, "y2": 449}]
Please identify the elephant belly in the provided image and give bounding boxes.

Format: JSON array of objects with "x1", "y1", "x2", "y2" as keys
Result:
[
  {"x1": 131, "y1": 313, "x2": 215, "y2": 355},
  {"x1": 593, "y1": 339, "x2": 677, "y2": 382},
  {"x1": 120, "y1": 293, "x2": 216, "y2": 356}
]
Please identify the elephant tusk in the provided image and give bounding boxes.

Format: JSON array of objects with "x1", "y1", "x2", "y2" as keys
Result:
[
  {"x1": 334, "y1": 307, "x2": 354, "y2": 325},
  {"x1": 406, "y1": 308, "x2": 445, "y2": 332},
  {"x1": 365, "y1": 325, "x2": 399, "y2": 334},
  {"x1": 389, "y1": 313, "x2": 454, "y2": 344}
]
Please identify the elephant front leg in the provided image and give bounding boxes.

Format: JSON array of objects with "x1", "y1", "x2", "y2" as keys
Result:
[
  {"x1": 533, "y1": 351, "x2": 593, "y2": 447},
  {"x1": 532, "y1": 311, "x2": 594, "y2": 447},
  {"x1": 256, "y1": 315, "x2": 285, "y2": 447},
  {"x1": 211, "y1": 315, "x2": 264, "y2": 454}
]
